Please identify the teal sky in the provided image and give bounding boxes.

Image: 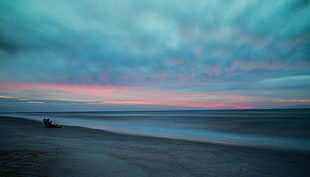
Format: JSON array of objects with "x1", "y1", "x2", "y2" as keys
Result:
[{"x1": 0, "y1": 0, "x2": 309, "y2": 111}]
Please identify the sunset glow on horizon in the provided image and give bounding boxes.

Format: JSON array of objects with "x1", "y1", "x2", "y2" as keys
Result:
[{"x1": 0, "y1": 0, "x2": 309, "y2": 112}]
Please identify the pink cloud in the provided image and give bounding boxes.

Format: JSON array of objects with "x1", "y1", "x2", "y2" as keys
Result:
[
  {"x1": 26, "y1": 101, "x2": 45, "y2": 104},
  {"x1": 233, "y1": 106, "x2": 256, "y2": 109},
  {"x1": 0, "y1": 83, "x2": 261, "y2": 109}
]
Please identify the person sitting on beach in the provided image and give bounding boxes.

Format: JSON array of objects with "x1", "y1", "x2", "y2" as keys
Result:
[{"x1": 43, "y1": 118, "x2": 62, "y2": 128}]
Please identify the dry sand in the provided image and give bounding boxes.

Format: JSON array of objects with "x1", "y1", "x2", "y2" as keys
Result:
[{"x1": 1, "y1": 116, "x2": 309, "y2": 177}]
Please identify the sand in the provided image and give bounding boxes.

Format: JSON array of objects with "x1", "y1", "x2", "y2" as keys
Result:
[{"x1": 1, "y1": 116, "x2": 309, "y2": 177}]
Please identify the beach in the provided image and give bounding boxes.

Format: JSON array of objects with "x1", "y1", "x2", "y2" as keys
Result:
[{"x1": 1, "y1": 116, "x2": 309, "y2": 177}]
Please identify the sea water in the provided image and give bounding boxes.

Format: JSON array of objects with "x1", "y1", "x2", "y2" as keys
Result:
[{"x1": 2, "y1": 109, "x2": 310, "y2": 151}]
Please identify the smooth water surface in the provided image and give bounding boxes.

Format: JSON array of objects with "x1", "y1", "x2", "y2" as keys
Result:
[{"x1": 2, "y1": 109, "x2": 310, "y2": 151}]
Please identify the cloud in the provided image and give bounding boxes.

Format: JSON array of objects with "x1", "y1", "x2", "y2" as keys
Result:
[
  {"x1": 0, "y1": 83, "x2": 128, "y2": 92},
  {"x1": 256, "y1": 75, "x2": 310, "y2": 89},
  {"x1": 0, "y1": 0, "x2": 309, "y2": 110},
  {"x1": 26, "y1": 101, "x2": 45, "y2": 104}
]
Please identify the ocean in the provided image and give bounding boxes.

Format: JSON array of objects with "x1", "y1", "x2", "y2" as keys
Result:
[{"x1": 2, "y1": 109, "x2": 310, "y2": 151}]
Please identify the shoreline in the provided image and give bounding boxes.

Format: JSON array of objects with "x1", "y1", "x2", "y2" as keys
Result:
[
  {"x1": 1, "y1": 116, "x2": 310, "y2": 177},
  {"x1": 3, "y1": 115, "x2": 310, "y2": 153}
]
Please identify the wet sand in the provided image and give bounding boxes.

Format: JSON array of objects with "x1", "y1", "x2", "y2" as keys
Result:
[{"x1": 1, "y1": 116, "x2": 309, "y2": 177}]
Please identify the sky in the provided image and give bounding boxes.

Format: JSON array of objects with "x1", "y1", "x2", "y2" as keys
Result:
[{"x1": 0, "y1": 0, "x2": 310, "y2": 112}]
